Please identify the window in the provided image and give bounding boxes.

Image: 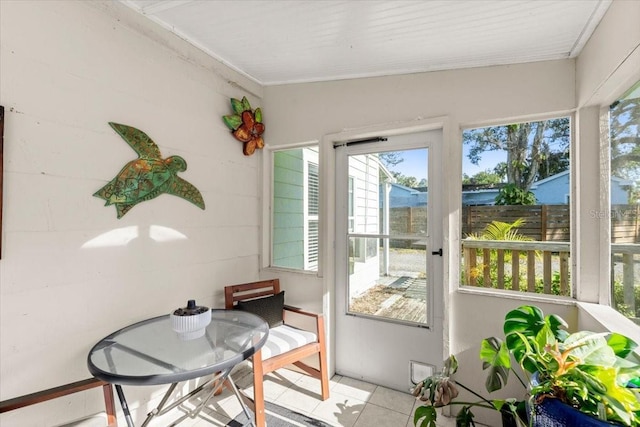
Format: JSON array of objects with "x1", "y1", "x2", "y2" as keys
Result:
[
  {"x1": 609, "y1": 81, "x2": 640, "y2": 322},
  {"x1": 272, "y1": 146, "x2": 319, "y2": 272},
  {"x1": 461, "y1": 117, "x2": 571, "y2": 295}
]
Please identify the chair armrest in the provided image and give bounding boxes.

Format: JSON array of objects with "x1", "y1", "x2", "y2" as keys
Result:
[{"x1": 283, "y1": 305, "x2": 323, "y2": 319}]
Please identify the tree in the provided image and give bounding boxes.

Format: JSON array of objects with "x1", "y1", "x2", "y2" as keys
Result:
[
  {"x1": 464, "y1": 118, "x2": 570, "y2": 193},
  {"x1": 379, "y1": 152, "x2": 404, "y2": 168},
  {"x1": 392, "y1": 172, "x2": 418, "y2": 188},
  {"x1": 610, "y1": 97, "x2": 640, "y2": 194},
  {"x1": 463, "y1": 169, "x2": 503, "y2": 185}
]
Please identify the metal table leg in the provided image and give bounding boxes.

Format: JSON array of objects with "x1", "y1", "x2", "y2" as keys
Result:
[{"x1": 115, "y1": 385, "x2": 135, "y2": 427}]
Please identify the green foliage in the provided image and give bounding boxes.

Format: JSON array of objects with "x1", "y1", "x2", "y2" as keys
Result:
[
  {"x1": 392, "y1": 172, "x2": 418, "y2": 188},
  {"x1": 495, "y1": 184, "x2": 536, "y2": 205},
  {"x1": 612, "y1": 279, "x2": 640, "y2": 319},
  {"x1": 464, "y1": 118, "x2": 570, "y2": 193},
  {"x1": 464, "y1": 219, "x2": 533, "y2": 290},
  {"x1": 462, "y1": 169, "x2": 504, "y2": 185},
  {"x1": 482, "y1": 305, "x2": 640, "y2": 426},
  {"x1": 467, "y1": 218, "x2": 532, "y2": 241}
]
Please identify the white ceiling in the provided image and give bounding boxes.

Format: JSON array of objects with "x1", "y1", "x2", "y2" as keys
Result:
[{"x1": 121, "y1": 0, "x2": 612, "y2": 86}]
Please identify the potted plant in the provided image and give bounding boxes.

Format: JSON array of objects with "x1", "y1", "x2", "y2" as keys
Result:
[
  {"x1": 480, "y1": 305, "x2": 640, "y2": 426},
  {"x1": 412, "y1": 354, "x2": 526, "y2": 427}
]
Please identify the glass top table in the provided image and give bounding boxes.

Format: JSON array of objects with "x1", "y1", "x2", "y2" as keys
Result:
[{"x1": 87, "y1": 309, "x2": 269, "y2": 426}]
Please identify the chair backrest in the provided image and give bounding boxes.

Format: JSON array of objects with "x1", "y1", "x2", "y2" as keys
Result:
[{"x1": 224, "y1": 279, "x2": 281, "y2": 309}]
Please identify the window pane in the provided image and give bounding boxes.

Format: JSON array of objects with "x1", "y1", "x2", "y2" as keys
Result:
[
  {"x1": 272, "y1": 146, "x2": 319, "y2": 271},
  {"x1": 461, "y1": 117, "x2": 571, "y2": 295},
  {"x1": 610, "y1": 81, "x2": 640, "y2": 322},
  {"x1": 346, "y1": 148, "x2": 428, "y2": 325}
]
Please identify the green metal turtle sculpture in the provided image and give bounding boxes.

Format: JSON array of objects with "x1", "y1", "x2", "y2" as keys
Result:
[{"x1": 94, "y1": 122, "x2": 205, "y2": 218}]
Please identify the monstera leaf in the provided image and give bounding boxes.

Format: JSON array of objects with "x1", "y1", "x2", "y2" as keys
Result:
[
  {"x1": 503, "y1": 305, "x2": 568, "y2": 373},
  {"x1": 480, "y1": 336, "x2": 512, "y2": 392}
]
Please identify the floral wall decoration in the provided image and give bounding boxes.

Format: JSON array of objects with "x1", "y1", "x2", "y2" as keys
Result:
[
  {"x1": 222, "y1": 96, "x2": 265, "y2": 156},
  {"x1": 94, "y1": 122, "x2": 205, "y2": 218}
]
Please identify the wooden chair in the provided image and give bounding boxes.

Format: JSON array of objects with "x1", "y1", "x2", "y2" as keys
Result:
[
  {"x1": 0, "y1": 377, "x2": 117, "y2": 426},
  {"x1": 224, "y1": 279, "x2": 329, "y2": 427}
]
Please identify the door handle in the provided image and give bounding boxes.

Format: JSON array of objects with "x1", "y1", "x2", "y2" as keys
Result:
[{"x1": 431, "y1": 248, "x2": 443, "y2": 256}]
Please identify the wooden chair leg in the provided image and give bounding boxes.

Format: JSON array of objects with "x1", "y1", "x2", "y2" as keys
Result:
[
  {"x1": 319, "y1": 350, "x2": 330, "y2": 400},
  {"x1": 102, "y1": 383, "x2": 118, "y2": 427},
  {"x1": 317, "y1": 317, "x2": 330, "y2": 401},
  {"x1": 252, "y1": 349, "x2": 266, "y2": 427}
]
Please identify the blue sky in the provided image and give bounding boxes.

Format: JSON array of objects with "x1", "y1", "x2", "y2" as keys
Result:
[{"x1": 389, "y1": 147, "x2": 507, "y2": 181}]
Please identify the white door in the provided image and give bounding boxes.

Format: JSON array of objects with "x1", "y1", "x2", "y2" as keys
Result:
[{"x1": 334, "y1": 129, "x2": 444, "y2": 392}]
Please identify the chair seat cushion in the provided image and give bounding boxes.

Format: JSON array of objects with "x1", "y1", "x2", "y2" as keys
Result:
[{"x1": 261, "y1": 324, "x2": 318, "y2": 360}]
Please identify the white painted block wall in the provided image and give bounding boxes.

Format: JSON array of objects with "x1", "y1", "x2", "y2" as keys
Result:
[{"x1": 0, "y1": 1, "x2": 264, "y2": 425}]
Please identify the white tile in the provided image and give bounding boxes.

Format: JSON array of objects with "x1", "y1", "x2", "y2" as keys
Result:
[
  {"x1": 268, "y1": 367, "x2": 305, "y2": 384},
  {"x1": 273, "y1": 386, "x2": 322, "y2": 414},
  {"x1": 192, "y1": 407, "x2": 234, "y2": 427},
  {"x1": 368, "y1": 386, "x2": 416, "y2": 415},
  {"x1": 310, "y1": 390, "x2": 366, "y2": 427},
  {"x1": 332, "y1": 377, "x2": 377, "y2": 402},
  {"x1": 353, "y1": 403, "x2": 409, "y2": 427}
]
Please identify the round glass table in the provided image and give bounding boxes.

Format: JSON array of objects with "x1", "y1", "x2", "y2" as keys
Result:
[{"x1": 87, "y1": 309, "x2": 269, "y2": 427}]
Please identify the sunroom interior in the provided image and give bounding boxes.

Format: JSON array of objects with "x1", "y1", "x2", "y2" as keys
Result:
[{"x1": 1, "y1": 1, "x2": 639, "y2": 426}]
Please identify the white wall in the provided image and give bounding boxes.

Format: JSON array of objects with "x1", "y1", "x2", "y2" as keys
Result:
[{"x1": 0, "y1": 1, "x2": 264, "y2": 425}]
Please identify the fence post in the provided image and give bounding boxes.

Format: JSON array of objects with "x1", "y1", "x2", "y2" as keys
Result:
[
  {"x1": 623, "y1": 253, "x2": 636, "y2": 315},
  {"x1": 541, "y1": 205, "x2": 547, "y2": 241}
]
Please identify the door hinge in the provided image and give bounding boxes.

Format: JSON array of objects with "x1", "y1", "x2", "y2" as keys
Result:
[{"x1": 431, "y1": 248, "x2": 443, "y2": 257}]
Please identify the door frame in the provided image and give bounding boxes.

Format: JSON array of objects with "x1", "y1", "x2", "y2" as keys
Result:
[{"x1": 320, "y1": 116, "x2": 452, "y2": 383}]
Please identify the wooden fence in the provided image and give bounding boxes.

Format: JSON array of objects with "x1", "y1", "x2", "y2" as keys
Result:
[
  {"x1": 387, "y1": 204, "x2": 640, "y2": 243},
  {"x1": 462, "y1": 239, "x2": 639, "y2": 317},
  {"x1": 462, "y1": 239, "x2": 571, "y2": 295}
]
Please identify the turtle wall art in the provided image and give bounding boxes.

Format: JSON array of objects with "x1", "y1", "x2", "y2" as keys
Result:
[
  {"x1": 222, "y1": 96, "x2": 265, "y2": 156},
  {"x1": 94, "y1": 122, "x2": 205, "y2": 218}
]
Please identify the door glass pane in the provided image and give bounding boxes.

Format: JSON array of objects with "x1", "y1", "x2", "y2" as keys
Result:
[
  {"x1": 610, "y1": 81, "x2": 640, "y2": 322},
  {"x1": 346, "y1": 148, "x2": 428, "y2": 325}
]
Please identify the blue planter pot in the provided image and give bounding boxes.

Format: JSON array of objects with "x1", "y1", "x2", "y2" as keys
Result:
[{"x1": 531, "y1": 397, "x2": 620, "y2": 427}]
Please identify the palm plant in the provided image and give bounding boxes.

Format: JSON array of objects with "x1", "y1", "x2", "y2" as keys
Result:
[{"x1": 465, "y1": 218, "x2": 532, "y2": 288}]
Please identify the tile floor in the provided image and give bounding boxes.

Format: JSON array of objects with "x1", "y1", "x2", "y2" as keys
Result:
[{"x1": 176, "y1": 362, "x2": 457, "y2": 427}]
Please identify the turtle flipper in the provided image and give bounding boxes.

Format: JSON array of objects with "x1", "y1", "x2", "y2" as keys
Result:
[
  {"x1": 166, "y1": 176, "x2": 205, "y2": 210},
  {"x1": 94, "y1": 179, "x2": 118, "y2": 205},
  {"x1": 108, "y1": 122, "x2": 162, "y2": 160},
  {"x1": 115, "y1": 203, "x2": 135, "y2": 219}
]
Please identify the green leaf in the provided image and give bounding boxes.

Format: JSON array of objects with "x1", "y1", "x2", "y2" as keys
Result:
[
  {"x1": 608, "y1": 332, "x2": 638, "y2": 358},
  {"x1": 479, "y1": 337, "x2": 511, "y2": 392},
  {"x1": 504, "y1": 306, "x2": 546, "y2": 366},
  {"x1": 565, "y1": 331, "x2": 616, "y2": 367},
  {"x1": 455, "y1": 406, "x2": 476, "y2": 427},
  {"x1": 443, "y1": 354, "x2": 459, "y2": 376},
  {"x1": 231, "y1": 98, "x2": 244, "y2": 114},
  {"x1": 254, "y1": 107, "x2": 262, "y2": 123},
  {"x1": 222, "y1": 114, "x2": 242, "y2": 130},
  {"x1": 414, "y1": 405, "x2": 436, "y2": 427},
  {"x1": 590, "y1": 365, "x2": 640, "y2": 425},
  {"x1": 241, "y1": 96, "x2": 252, "y2": 112}
]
